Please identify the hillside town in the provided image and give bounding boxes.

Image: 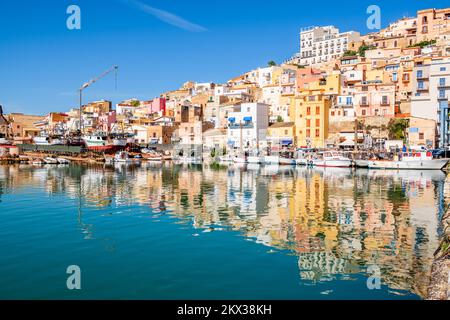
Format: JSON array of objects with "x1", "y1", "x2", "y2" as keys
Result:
[{"x1": 1, "y1": 7, "x2": 450, "y2": 165}]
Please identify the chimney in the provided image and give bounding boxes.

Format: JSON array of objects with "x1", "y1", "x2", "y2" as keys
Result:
[{"x1": 0, "y1": 105, "x2": 3, "y2": 115}]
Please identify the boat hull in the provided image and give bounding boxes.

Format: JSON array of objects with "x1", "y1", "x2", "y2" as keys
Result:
[
  {"x1": 313, "y1": 159, "x2": 352, "y2": 168},
  {"x1": 354, "y1": 160, "x2": 369, "y2": 168},
  {"x1": 247, "y1": 156, "x2": 263, "y2": 164},
  {"x1": 367, "y1": 159, "x2": 449, "y2": 170},
  {"x1": 279, "y1": 157, "x2": 296, "y2": 165}
]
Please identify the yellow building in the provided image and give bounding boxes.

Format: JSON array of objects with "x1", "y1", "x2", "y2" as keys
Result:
[
  {"x1": 84, "y1": 100, "x2": 112, "y2": 114},
  {"x1": 267, "y1": 122, "x2": 295, "y2": 147},
  {"x1": 309, "y1": 73, "x2": 342, "y2": 95},
  {"x1": 293, "y1": 90, "x2": 331, "y2": 148}
]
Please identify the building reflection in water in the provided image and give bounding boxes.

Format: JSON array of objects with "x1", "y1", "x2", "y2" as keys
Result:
[{"x1": 0, "y1": 163, "x2": 445, "y2": 298}]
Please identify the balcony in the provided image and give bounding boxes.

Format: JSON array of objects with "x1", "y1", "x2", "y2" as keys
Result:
[
  {"x1": 438, "y1": 83, "x2": 450, "y2": 89},
  {"x1": 229, "y1": 123, "x2": 254, "y2": 129}
]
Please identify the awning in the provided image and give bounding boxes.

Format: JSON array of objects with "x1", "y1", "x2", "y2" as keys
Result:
[
  {"x1": 243, "y1": 116, "x2": 252, "y2": 122},
  {"x1": 281, "y1": 139, "x2": 293, "y2": 145},
  {"x1": 228, "y1": 117, "x2": 236, "y2": 123},
  {"x1": 339, "y1": 140, "x2": 355, "y2": 146}
]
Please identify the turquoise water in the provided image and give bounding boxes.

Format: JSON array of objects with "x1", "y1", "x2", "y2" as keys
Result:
[{"x1": 0, "y1": 163, "x2": 445, "y2": 299}]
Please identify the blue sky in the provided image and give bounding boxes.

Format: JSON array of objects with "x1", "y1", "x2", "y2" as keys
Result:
[{"x1": 0, "y1": 0, "x2": 441, "y2": 115}]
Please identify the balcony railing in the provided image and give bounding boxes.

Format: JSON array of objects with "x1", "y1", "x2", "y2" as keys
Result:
[{"x1": 229, "y1": 123, "x2": 254, "y2": 129}]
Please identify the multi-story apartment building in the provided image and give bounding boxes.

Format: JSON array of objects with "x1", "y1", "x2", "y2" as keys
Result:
[
  {"x1": 416, "y1": 8, "x2": 450, "y2": 42},
  {"x1": 411, "y1": 57, "x2": 450, "y2": 147},
  {"x1": 330, "y1": 95, "x2": 355, "y2": 121},
  {"x1": 353, "y1": 82, "x2": 396, "y2": 117},
  {"x1": 227, "y1": 103, "x2": 269, "y2": 150},
  {"x1": 293, "y1": 90, "x2": 331, "y2": 148},
  {"x1": 298, "y1": 26, "x2": 360, "y2": 66}
]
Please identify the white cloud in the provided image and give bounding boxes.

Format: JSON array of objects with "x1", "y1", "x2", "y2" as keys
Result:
[{"x1": 121, "y1": 0, "x2": 207, "y2": 32}]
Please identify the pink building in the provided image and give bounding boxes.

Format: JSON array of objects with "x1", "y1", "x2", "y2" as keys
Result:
[
  {"x1": 296, "y1": 68, "x2": 324, "y2": 92},
  {"x1": 144, "y1": 98, "x2": 166, "y2": 116},
  {"x1": 354, "y1": 83, "x2": 396, "y2": 117},
  {"x1": 98, "y1": 111, "x2": 117, "y2": 132}
]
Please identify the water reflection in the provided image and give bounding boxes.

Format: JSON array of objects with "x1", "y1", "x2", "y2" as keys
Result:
[{"x1": 0, "y1": 163, "x2": 445, "y2": 298}]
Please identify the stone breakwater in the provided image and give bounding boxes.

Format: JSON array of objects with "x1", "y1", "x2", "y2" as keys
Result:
[{"x1": 428, "y1": 177, "x2": 450, "y2": 300}]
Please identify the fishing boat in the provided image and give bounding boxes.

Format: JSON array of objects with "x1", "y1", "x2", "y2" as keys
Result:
[
  {"x1": 264, "y1": 153, "x2": 296, "y2": 165},
  {"x1": 34, "y1": 134, "x2": 51, "y2": 146},
  {"x1": 56, "y1": 158, "x2": 71, "y2": 164},
  {"x1": 367, "y1": 151, "x2": 449, "y2": 170},
  {"x1": 312, "y1": 151, "x2": 352, "y2": 168},
  {"x1": 295, "y1": 151, "x2": 309, "y2": 166},
  {"x1": 247, "y1": 151, "x2": 263, "y2": 164},
  {"x1": 82, "y1": 133, "x2": 111, "y2": 150},
  {"x1": 354, "y1": 159, "x2": 369, "y2": 168},
  {"x1": 32, "y1": 158, "x2": 44, "y2": 165},
  {"x1": 114, "y1": 151, "x2": 134, "y2": 163},
  {"x1": 0, "y1": 137, "x2": 12, "y2": 145},
  {"x1": 43, "y1": 157, "x2": 59, "y2": 164},
  {"x1": 263, "y1": 155, "x2": 280, "y2": 164}
]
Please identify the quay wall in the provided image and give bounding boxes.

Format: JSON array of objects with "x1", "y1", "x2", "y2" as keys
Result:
[{"x1": 428, "y1": 175, "x2": 450, "y2": 300}]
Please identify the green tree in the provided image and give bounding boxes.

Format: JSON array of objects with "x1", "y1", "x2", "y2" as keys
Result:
[
  {"x1": 343, "y1": 50, "x2": 357, "y2": 57},
  {"x1": 388, "y1": 118, "x2": 409, "y2": 142},
  {"x1": 276, "y1": 116, "x2": 284, "y2": 122},
  {"x1": 267, "y1": 60, "x2": 277, "y2": 67},
  {"x1": 358, "y1": 44, "x2": 376, "y2": 57}
]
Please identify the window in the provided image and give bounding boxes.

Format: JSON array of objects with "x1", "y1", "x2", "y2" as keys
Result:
[
  {"x1": 306, "y1": 107, "x2": 311, "y2": 115},
  {"x1": 306, "y1": 119, "x2": 311, "y2": 127},
  {"x1": 362, "y1": 109, "x2": 366, "y2": 116},
  {"x1": 361, "y1": 96, "x2": 368, "y2": 105},
  {"x1": 316, "y1": 119, "x2": 320, "y2": 126},
  {"x1": 439, "y1": 89, "x2": 446, "y2": 98},
  {"x1": 315, "y1": 129, "x2": 320, "y2": 137},
  {"x1": 418, "y1": 80, "x2": 424, "y2": 89},
  {"x1": 331, "y1": 111, "x2": 335, "y2": 116},
  {"x1": 392, "y1": 73, "x2": 398, "y2": 81},
  {"x1": 316, "y1": 106, "x2": 320, "y2": 115},
  {"x1": 306, "y1": 129, "x2": 310, "y2": 137},
  {"x1": 439, "y1": 78, "x2": 446, "y2": 87},
  {"x1": 284, "y1": 130, "x2": 288, "y2": 135},
  {"x1": 419, "y1": 133, "x2": 424, "y2": 140},
  {"x1": 440, "y1": 67, "x2": 447, "y2": 72},
  {"x1": 346, "y1": 97, "x2": 352, "y2": 105},
  {"x1": 382, "y1": 96, "x2": 388, "y2": 105},
  {"x1": 417, "y1": 70, "x2": 423, "y2": 78}
]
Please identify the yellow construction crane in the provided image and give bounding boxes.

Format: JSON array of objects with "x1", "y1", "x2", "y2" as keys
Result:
[{"x1": 78, "y1": 65, "x2": 118, "y2": 133}]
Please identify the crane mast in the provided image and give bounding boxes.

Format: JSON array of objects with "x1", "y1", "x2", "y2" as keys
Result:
[{"x1": 78, "y1": 65, "x2": 118, "y2": 133}]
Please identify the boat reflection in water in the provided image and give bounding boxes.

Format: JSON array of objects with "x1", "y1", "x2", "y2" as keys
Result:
[{"x1": 0, "y1": 163, "x2": 445, "y2": 299}]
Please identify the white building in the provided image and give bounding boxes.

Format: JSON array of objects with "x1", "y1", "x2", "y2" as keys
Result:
[
  {"x1": 299, "y1": 26, "x2": 360, "y2": 66},
  {"x1": 256, "y1": 66, "x2": 282, "y2": 87},
  {"x1": 411, "y1": 58, "x2": 450, "y2": 147},
  {"x1": 227, "y1": 103, "x2": 269, "y2": 150}
]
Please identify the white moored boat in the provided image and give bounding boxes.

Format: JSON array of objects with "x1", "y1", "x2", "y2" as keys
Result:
[
  {"x1": 367, "y1": 151, "x2": 449, "y2": 170},
  {"x1": 34, "y1": 135, "x2": 51, "y2": 146},
  {"x1": 114, "y1": 151, "x2": 134, "y2": 163},
  {"x1": 43, "y1": 157, "x2": 59, "y2": 164},
  {"x1": 312, "y1": 151, "x2": 352, "y2": 168},
  {"x1": 56, "y1": 158, "x2": 71, "y2": 164}
]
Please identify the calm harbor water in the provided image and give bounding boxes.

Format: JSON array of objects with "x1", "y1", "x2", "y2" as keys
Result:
[{"x1": 0, "y1": 162, "x2": 445, "y2": 299}]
